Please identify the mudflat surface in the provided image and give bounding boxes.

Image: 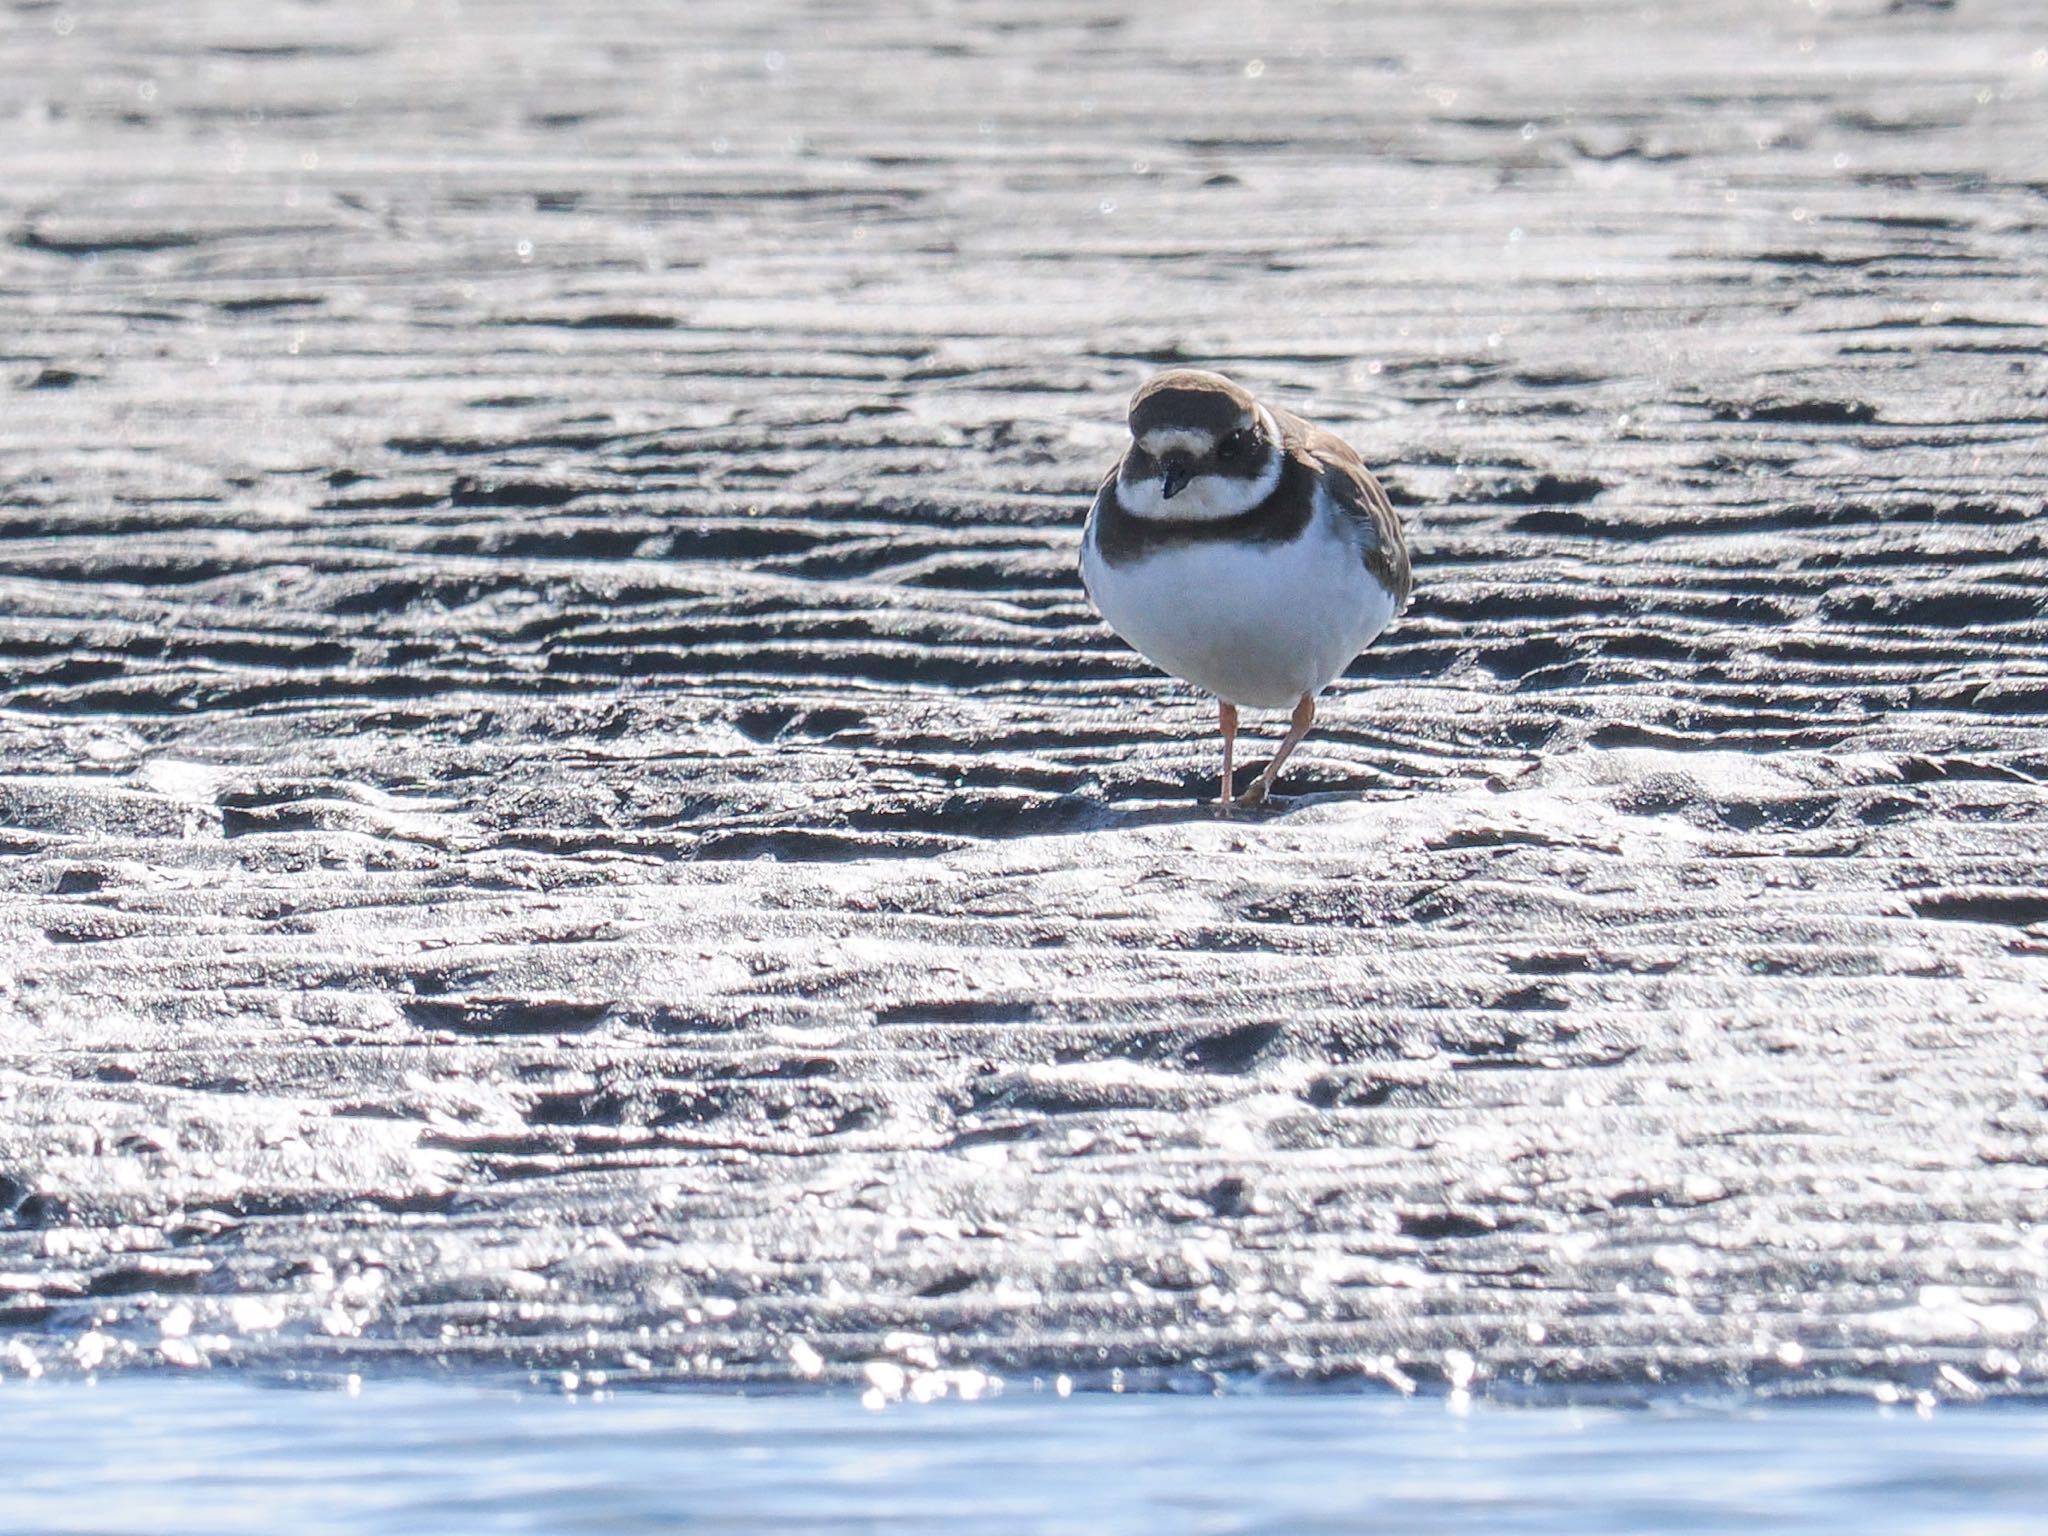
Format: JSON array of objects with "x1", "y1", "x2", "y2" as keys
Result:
[{"x1": 2, "y1": 0, "x2": 2047, "y2": 1400}]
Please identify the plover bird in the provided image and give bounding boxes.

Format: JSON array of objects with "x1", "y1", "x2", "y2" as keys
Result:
[{"x1": 1080, "y1": 369, "x2": 1411, "y2": 810}]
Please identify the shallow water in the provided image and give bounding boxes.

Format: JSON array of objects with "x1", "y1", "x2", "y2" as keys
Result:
[{"x1": 3, "y1": 1379, "x2": 2046, "y2": 1535}]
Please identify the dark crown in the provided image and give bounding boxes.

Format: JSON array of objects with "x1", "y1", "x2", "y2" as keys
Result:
[{"x1": 1128, "y1": 369, "x2": 1258, "y2": 439}]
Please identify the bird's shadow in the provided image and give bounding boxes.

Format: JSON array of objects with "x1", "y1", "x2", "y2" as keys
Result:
[{"x1": 1064, "y1": 785, "x2": 1368, "y2": 835}]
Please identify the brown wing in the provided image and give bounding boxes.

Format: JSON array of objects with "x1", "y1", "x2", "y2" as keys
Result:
[{"x1": 1273, "y1": 408, "x2": 1413, "y2": 610}]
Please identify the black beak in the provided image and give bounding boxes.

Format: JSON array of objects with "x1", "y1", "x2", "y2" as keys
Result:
[{"x1": 1160, "y1": 456, "x2": 1194, "y2": 501}]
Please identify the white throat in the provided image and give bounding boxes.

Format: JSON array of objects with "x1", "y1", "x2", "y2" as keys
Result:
[{"x1": 1117, "y1": 405, "x2": 1283, "y2": 522}]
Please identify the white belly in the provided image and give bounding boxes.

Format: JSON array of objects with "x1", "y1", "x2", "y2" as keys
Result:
[{"x1": 1082, "y1": 514, "x2": 1396, "y2": 711}]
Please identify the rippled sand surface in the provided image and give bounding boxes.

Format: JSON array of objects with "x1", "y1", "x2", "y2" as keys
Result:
[{"x1": 2, "y1": 2, "x2": 2046, "y2": 1398}]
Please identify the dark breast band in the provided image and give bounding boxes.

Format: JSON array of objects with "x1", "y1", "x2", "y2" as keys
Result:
[{"x1": 1087, "y1": 451, "x2": 1318, "y2": 569}]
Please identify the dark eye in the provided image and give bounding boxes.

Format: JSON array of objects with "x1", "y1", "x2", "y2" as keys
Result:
[{"x1": 1218, "y1": 429, "x2": 1254, "y2": 461}]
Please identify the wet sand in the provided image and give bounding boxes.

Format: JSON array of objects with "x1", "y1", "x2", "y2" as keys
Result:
[{"x1": 3, "y1": 0, "x2": 2047, "y2": 1398}]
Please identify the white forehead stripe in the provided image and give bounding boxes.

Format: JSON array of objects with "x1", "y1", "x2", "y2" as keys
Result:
[{"x1": 1139, "y1": 427, "x2": 1213, "y2": 458}]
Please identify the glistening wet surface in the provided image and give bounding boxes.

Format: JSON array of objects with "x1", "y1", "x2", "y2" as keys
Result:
[
  {"x1": 3, "y1": 1379, "x2": 2047, "y2": 1535},
  {"x1": 2, "y1": 0, "x2": 2047, "y2": 1405}
]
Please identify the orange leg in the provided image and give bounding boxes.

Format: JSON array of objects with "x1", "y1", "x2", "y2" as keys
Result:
[
  {"x1": 1237, "y1": 693, "x2": 1316, "y2": 807},
  {"x1": 1217, "y1": 699, "x2": 1239, "y2": 812}
]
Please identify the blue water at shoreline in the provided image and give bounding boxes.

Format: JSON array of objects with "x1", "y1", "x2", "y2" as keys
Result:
[{"x1": 3, "y1": 1378, "x2": 2044, "y2": 1535}]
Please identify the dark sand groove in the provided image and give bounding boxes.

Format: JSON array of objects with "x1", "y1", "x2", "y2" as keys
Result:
[{"x1": 3, "y1": 0, "x2": 2048, "y2": 1400}]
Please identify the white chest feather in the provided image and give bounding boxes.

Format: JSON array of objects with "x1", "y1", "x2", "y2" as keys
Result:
[{"x1": 1083, "y1": 494, "x2": 1397, "y2": 711}]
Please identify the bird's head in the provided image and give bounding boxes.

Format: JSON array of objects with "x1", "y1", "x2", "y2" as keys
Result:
[{"x1": 1116, "y1": 369, "x2": 1281, "y2": 520}]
